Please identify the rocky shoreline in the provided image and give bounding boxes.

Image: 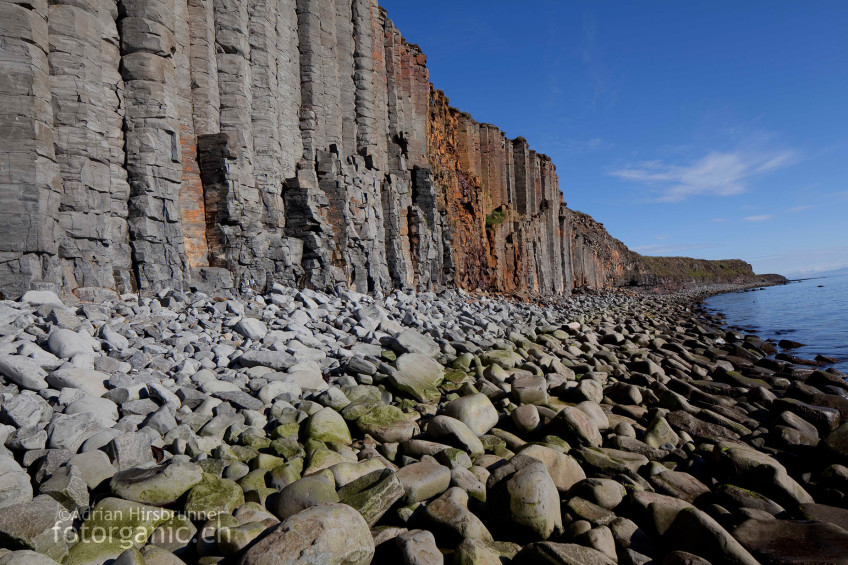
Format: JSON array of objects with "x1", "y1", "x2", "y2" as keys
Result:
[{"x1": 0, "y1": 281, "x2": 846, "y2": 565}]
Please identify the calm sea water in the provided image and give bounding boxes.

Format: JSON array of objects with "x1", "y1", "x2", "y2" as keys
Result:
[{"x1": 704, "y1": 273, "x2": 848, "y2": 373}]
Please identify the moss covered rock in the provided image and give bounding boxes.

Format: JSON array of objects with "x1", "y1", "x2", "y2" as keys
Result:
[
  {"x1": 302, "y1": 407, "x2": 352, "y2": 445},
  {"x1": 110, "y1": 462, "x2": 203, "y2": 506},
  {"x1": 185, "y1": 474, "x2": 245, "y2": 520},
  {"x1": 353, "y1": 403, "x2": 418, "y2": 443}
]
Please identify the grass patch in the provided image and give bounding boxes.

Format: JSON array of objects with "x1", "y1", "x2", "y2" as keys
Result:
[{"x1": 485, "y1": 210, "x2": 507, "y2": 227}]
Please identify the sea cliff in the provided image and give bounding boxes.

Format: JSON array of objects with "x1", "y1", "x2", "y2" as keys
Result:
[{"x1": 0, "y1": 0, "x2": 781, "y2": 301}]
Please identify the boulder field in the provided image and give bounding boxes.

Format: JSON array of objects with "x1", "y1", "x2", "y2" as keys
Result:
[{"x1": 0, "y1": 282, "x2": 844, "y2": 564}]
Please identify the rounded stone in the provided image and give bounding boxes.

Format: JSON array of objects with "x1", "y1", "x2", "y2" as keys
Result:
[
  {"x1": 503, "y1": 461, "x2": 562, "y2": 540},
  {"x1": 391, "y1": 353, "x2": 445, "y2": 402},
  {"x1": 303, "y1": 407, "x2": 352, "y2": 445},
  {"x1": 185, "y1": 474, "x2": 245, "y2": 520},
  {"x1": 111, "y1": 462, "x2": 203, "y2": 506},
  {"x1": 445, "y1": 393, "x2": 499, "y2": 436},
  {"x1": 239, "y1": 503, "x2": 374, "y2": 565},
  {"x1": 271, "y1": 473, "x2": 339, "y2": 521}
]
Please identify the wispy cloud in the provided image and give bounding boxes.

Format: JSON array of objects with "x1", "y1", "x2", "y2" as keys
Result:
[
  {"x1": 579, "y1": 11, "x2": 613, "y2": 105},
  {"x1": 587, "y1": 138, "x2": 604, "y2": 150},
  {"x1": 743, "y1": 214, "x2": 774, "y2": 222},
  {"x1": 609, "y1": 149, "x2": 796, "y2": 202},
  {"x1": 787, "y1": 205, "x2": 812, "y2": 212},
  {"x1": 710, "y1": 218, "x2": 728, "y2": 223}
]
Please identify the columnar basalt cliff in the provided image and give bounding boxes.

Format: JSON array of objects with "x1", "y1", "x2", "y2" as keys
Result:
[{"x1": 0, "y1": 0, "x2": 777, "y2": 300}]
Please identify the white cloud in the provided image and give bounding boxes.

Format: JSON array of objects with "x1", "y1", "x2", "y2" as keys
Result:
[
  {"x1": 787, "y1": 205, "x2": 812, "y2": 212},
  {"x1": 710, "y1": 217, "x2": 728, "y2": 223},
  {"x1": 743, "y1": 214, "x2": 774, "y2": 222},
  {"x1": 609, "y1": 149, "x2": 795, "y2": 202}
]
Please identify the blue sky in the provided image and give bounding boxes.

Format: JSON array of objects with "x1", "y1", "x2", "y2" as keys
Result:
[{"x1": 379, "y1": 0, "x2": 848, "y2": 276}]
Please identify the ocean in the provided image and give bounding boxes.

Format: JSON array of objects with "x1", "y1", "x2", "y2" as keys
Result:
[{"x1": 704, "y1": 273, "x2": 848, "y2": 373}]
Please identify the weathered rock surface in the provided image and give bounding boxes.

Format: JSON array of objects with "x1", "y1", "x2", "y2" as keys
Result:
[
  {"x1": 0, "y1": 0, "x2": 780, "y2": 300},
  {"x1": 239, "y1": 503, "x2": 374, "y2": 565}
]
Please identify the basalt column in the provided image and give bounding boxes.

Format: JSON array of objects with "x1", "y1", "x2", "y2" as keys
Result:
[
  {"x1": 174, "y1": 0, "x2": 208, "y2": 269},
  {"x1": 119, "y1": 0, "x2": 190, "y2": 290},
  {"x1": 50, "y1": 0, "x2": 118, "y2": 291},
  {"x1": 285, "y1": 0, "x2": 341, "y2": 290},
  {"x1": 0, "y1": 0, "x2": 63, "y2": 297},
  {"x1": 378, "y1": 15, "x2": 415, "y2": 290}
]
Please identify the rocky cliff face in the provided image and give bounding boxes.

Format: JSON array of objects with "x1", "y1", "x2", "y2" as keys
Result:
[{"x1": 0, "y1": 0, "x2": 773, "y2": 300}]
